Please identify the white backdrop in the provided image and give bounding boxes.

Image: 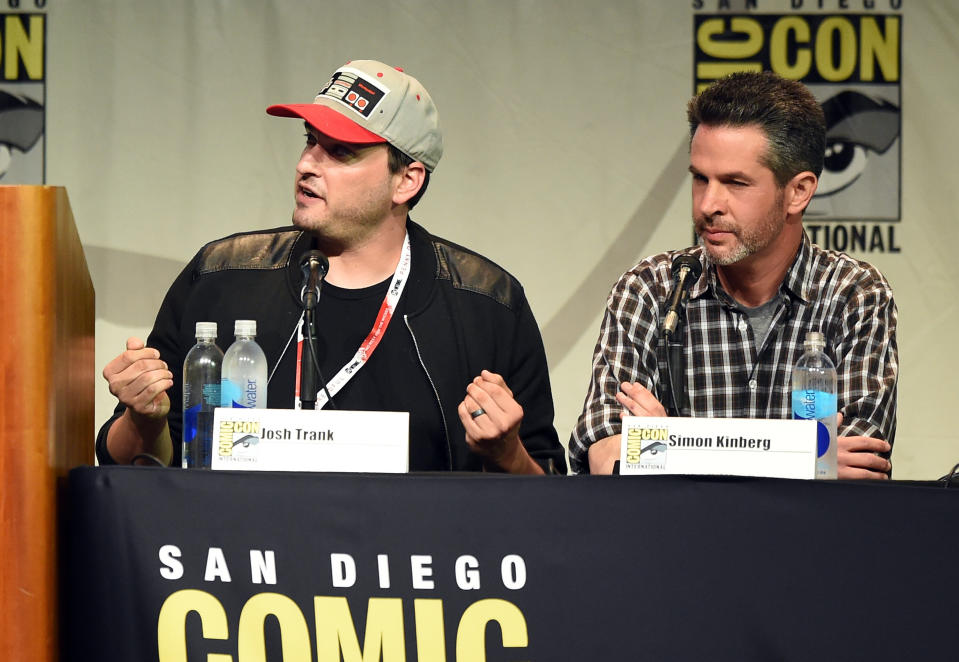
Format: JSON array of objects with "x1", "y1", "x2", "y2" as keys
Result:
[{"x1": 28, "y1": 0, "x2": 959, "y2": 478}]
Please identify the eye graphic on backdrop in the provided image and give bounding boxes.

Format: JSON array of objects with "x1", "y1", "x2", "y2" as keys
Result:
[
  {"x1": 820, "y1": 141, "x2": 868, "y2": 196},
  {"x1": 815, "y1": 91, "x2": 900, "y2": 198},
  {"x1": 0, "y1": 90, "x2": 44, "y2": 180}
]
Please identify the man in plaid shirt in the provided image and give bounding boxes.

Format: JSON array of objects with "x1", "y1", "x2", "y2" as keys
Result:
[{"x1": 569, "y1": 72, "x2": 897, "y2": 479}]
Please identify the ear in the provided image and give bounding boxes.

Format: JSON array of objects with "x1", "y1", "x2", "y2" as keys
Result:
[
  {"x1": 392, "y1": 161, "x2": 426, "y2": 207},
  {"x1": 784, "y1": 171, "x2": 818, "y2": 215}
]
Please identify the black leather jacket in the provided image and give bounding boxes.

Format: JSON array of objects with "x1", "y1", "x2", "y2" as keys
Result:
[{"x1": 97, "y1": 220, "x2": 564, "y2": 472}]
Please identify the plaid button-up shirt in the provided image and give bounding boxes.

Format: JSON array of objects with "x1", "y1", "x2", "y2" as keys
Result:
[{"x1": 568, "y1": 233, "x2": 898, "y2": 474}]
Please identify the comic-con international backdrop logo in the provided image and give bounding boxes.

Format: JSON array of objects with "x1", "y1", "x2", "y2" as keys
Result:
[
  {"x1": 0, "y1": 11, "x2": 45, "y2": 184},
  {"x1": 693, "y1": 7, "x2": 902, "y2": 254}
]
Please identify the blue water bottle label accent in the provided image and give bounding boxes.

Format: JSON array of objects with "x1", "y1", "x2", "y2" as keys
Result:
[
  {"x1": 814, "y1": 421, "x2": 831, "y2": 458},
  {"x1": 221, "y1": 379, "x2": 244, "y2": 408},
  {"x1": 183, "y1": 402, "x2": 201, "y2": 443},
  {"x1": 221, "y1": 379, "x2": 258, "y2": 408},
  {"x1": 792, "y1": 389, "x2": 837, "y2": 458}
]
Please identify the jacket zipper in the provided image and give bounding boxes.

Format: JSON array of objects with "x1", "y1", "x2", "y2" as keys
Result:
[{"x1": 404, "y1": 314, "x2": 454, "y2": 470}]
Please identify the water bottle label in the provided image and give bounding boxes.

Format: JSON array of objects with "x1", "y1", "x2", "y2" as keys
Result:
[
  {"x1": 221, "y1": 378, "x2": 260, "y2": 408},
  {"x1": 243, "y1": 379, "x2": 259, "y2": 408},
  {"x1": 221, "y1": 379, "x2": 243, "y2": 408},
  {"x1": 792, "y1": 389, "x2": 837, "y2": 459},
  {"x1": 791, "y1": 389, "x2": 837, "y2": 421},
  {"x1": 202, "y1": 382, "x2": 221, "y2": 407}
]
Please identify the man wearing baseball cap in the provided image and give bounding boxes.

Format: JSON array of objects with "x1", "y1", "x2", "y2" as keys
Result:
[{"x1": 98, "y1": 59, "x2": 564, "y2": 474}]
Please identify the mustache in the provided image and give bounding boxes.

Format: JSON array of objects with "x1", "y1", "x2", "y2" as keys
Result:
[{"x1": 694, "y1": 217, "x2": 737, "y2": 234}]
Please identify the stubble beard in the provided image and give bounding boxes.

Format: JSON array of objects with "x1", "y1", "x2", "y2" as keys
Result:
[
  {"x1": 696, "y1": 192, "x2": 786, "y2": 266},
  {"x1": 291, "y1": 181, "x2": 395, "y2": 251}
]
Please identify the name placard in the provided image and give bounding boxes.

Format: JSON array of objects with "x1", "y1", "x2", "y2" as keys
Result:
[
  {"x1": 619, "y1": 416, "x2": 817, "y2": 479},
  {"x1": 211, "y1": 408, "x2": 409, "y2": 473}
]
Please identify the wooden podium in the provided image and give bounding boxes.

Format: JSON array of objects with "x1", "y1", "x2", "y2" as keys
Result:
[{"x1": 0, "y1": 187, "x2": 94, "y2": 662}]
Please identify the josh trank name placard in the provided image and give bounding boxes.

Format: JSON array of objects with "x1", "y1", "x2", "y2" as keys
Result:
[
  {"x1": 619, "y1": 416, "x2": 817, "y2": 479},
  {"x1": 212, "y1": 408, "x2": 409, "y2": 473}
]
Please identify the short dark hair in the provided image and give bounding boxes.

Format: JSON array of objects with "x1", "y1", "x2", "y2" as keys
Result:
[
  {"x1": 686, "y1": 71, "x2": 825, "y2": 186},
  {"x1": 387, "y1": 145, "x2": 431, "y2": 210}
]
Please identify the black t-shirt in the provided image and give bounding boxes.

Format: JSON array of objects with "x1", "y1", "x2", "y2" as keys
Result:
[{"x1": 302, "y1": 277, "x2": 449, "y2": 471}]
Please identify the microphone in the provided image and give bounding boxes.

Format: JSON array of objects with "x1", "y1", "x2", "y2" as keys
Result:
[
  {"x1": 662, "y1": 255, "x2": 703, "y2": 339},
  {"x1": 298, "y1": 248, "x2": 330, "y2": 410},
  {"x1": 663, "y1": 254, "x2": 702, "y2": 416},
  {"x1": 300, "y1": 250, "x2": 329, "y2": 311}
]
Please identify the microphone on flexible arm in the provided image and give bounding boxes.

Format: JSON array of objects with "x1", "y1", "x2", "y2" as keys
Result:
[
  {"x1": 298, "y1": 249, "x2": 331, "y2": 410},
  {"x1": 663, "y1": 255, "x2": 703, "y2": 340},
  {"x1": 300, "y1": 250, "x2": 329, "y2": 311},
  {"x1": 663, "y1": 254, "x2": 703, "y2": 416}
]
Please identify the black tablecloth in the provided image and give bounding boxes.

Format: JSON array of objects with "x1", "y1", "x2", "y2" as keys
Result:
[{"x1": 63, "y1": 467, "x2": 959, "y2": 661}]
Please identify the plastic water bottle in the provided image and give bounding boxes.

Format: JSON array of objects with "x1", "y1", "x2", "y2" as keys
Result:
[
  {"x1": 791, "y1": 331, "x2": 838, "y2": 479},
  {"x1": 182, "y1": 322, "x2": 223, "y2": 469},
  {"x1": 221, "y1": 320, "x2": 268, "y2": 409}
]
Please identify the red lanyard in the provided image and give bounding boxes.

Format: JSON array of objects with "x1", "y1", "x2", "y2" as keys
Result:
[{"x1": 293, "y1": 231, "x2": 412, "y2": 409}]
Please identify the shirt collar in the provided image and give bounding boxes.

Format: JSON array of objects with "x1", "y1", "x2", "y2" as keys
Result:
[
  {"x1": 685, "y1": 246, "x2": 710, "y2": 301},
  {"x1": 781, "y1": 231, "x2": 813, "y2": 304},
  {"x1": 693, "y1": 231, "x2": 813, "y2": 306}
]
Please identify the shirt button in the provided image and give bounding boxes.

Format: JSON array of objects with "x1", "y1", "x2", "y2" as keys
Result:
[{"x1": 748, "y1": 379, "x2": 757, "y2": 391}]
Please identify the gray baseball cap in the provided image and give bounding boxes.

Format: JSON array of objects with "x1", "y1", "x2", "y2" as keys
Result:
[{"x1": 267, "y1": 59, "x2": 443, "y2": 171}]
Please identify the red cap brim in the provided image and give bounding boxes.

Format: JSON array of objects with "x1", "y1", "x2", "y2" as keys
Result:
[{"x1": 266, "y1": 103, "x2": 387, "y2": 144}]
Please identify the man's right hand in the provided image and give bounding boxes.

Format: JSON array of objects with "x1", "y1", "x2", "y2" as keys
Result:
[
  {"x1": 588, "y1": 382, "x2": 668, "y2": 474},
  {"x1": 103, "y1": 337, "x2": 173, "y2": 419},
  {"x1": 615, "y1": 381, "x2": 667, "y2": 418},
  {"x1": 102, "y1": 337, "x2": 174, "y2": 465}
]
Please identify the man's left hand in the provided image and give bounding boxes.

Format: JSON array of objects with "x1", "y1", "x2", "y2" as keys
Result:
[
  {"x1": 457, "y1": 370, "x2": 543, "y2": 474},
  {"x1": 837, "y1": 412, "x2": 892, "y2": 480}
]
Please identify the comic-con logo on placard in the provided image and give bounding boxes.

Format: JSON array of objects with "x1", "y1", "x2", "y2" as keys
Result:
[
  {"x1": 624, "y1": 425, "x2": 668, "y2": 471},
  {"x1": 693, "y1": 4, "x2": 902, "y2": 254},
  {"x1": 318, "y1": 68, "x2": 388, "y2": 119},
  {"x1": 1, "y1": 11, "x2": 45, "y2": 184},
  {"x1": 217, "y1": 420, "x2": 262, "y2": 459}
]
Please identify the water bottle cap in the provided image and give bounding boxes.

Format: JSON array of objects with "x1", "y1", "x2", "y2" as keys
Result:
[
  {"x1": 804, "y1": 331, "x2": 825, "y2": 350},
  {"x1": 234, "y1": 319, "x2": 257, "y2": 337},
  {"x1": 195, "y1": 321, "x2": 217, "y2": 339}
]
